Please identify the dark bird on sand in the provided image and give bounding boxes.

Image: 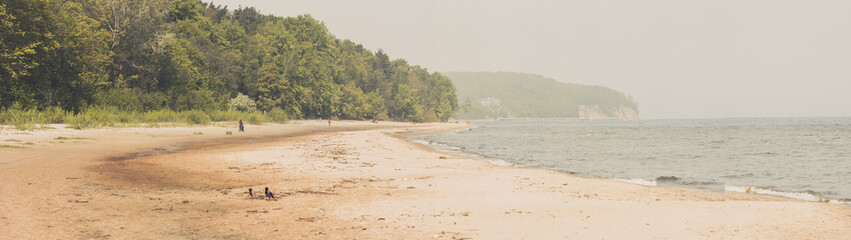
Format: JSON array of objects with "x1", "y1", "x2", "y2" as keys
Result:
[{"x1": 265, "y1": 187, "x2": 276, "y2": 200}]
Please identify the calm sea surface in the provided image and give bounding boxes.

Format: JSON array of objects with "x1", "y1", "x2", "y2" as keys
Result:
[{"x1": 415, "y1": 118, "x2": 851, "y2": 203}]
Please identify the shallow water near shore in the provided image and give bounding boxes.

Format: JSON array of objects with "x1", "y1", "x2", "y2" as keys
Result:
[{"x1": 416, "y1": 117, "x2": 851, "y2": 203}]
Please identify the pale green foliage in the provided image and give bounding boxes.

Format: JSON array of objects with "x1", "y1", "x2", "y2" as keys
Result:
[{"x1": 227, "y1": 93, "x2": 257, "y2": 111}]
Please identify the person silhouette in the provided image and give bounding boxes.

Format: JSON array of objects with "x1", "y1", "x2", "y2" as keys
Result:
[{"x1": 239, "y1": 119, "x2": 244, "y2": 132}]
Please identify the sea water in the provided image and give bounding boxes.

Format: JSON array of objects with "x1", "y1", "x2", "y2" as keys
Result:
[{"x1": 414, "y1": 118, "x2": 851, "y2": 204}]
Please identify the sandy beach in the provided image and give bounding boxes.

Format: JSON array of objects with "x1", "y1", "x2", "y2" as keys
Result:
[{"x1": 1, "y1": 121, "x2": 849, "y2": 239}]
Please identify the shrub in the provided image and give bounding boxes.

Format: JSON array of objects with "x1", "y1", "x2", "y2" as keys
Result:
[
  {"x1": 140, "y1": 91, "x2": 169, "y2": 111},
  {"x1": 141, "y1": 109, "x2": 178, "y2": 123},
  {"x1": 64, "y1": 112, "x2": 92, "y2": 130},
  {"x1": 2, "y1": 108, "x2": 38, "y2": 130},
  {"x1": 95, "y1": 88, "x2": 144, "y2": 112},
  {"x1": 266, "y1": 108, "x2": 288, "y2": 123},
  {"x1": 0, "y1": 105, "x2": 293, "y2": 130},
  {"x1": 64, "y1": 107, "x2": 119, "y2": 129},
  {"x1": 227, "y1": 93, "x2": 257, "y2": 111},
  {"x1": 115, "y1": 110, "x2": 139, "y2": 124},
  {"x1": 243, "y1": 111, "x2": 267, "y2": 124},
  {"x1": 42, "y1": 107, "x2": 69, "y2": 124},
  {"x1": 179, "y1": 110, "x2": 211, "y2": 125},
  {"x1": 172, "y1": 89, "x2": 219, "y2": 111},
  {"x1": 209, "y1": 110, "x2": 241, "y2": 122},
  {"x1": 0, "y1": 105, "x2": 71, "y2": 130}
]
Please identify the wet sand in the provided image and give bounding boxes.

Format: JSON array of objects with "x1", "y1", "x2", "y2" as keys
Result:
[{"x1": 1, "y1": 121, "x2": 849, "y2": 239}]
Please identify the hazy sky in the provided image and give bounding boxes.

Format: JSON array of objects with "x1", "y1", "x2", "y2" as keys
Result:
[{"x1": 210, "y1": 0, "x2": 851, "y2": 119}]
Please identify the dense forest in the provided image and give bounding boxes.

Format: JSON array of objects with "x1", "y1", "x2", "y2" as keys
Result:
[
  {"x1": 445, "y1": 72, "x2": 638, "y2": 119},
  {"x1": 0, "y1": 0, "x2": 457, "y2": 123}
]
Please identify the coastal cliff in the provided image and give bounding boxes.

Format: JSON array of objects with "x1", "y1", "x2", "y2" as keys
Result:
[{"x1": 578, "y1": 105, "x2": 640, "y2": 120}]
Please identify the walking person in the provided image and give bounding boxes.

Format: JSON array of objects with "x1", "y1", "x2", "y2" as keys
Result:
[{"x1": 239, "y1": 119, "x2": 244, "y2": 132}]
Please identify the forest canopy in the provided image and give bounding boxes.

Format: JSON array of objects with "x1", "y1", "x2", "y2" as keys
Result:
[{"x1": 0, "y1": 0, "x2": 457, "y2": 122}]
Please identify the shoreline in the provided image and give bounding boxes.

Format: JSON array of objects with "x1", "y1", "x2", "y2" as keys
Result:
[
  {"x1": 1, "y1": 121, "x2": 849, "y2": 239},
  {"x1": 417, "y1": 135, "x2": 851, "y2": 206},
  {"x1": 410, "y1": 123, "x2": 851, "y2": 207}
]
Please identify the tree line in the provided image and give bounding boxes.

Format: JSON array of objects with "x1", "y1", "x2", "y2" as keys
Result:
[{"x1": 1, "y1": 0, "x2": 458, "y2": 122}]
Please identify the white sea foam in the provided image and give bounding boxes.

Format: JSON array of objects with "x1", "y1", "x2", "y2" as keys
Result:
[
  {"x1": 485, "y1": 158, "x2": 514, "y2": 167},
  {"x1": 615, "y1": 178, "x2": 657, "y2": 186},
  {"x1": 409, "y1": 139, "x2": 432, "y2": 146},
  {"x1": 725, "y1": 185, "x2": 830, "y2": 202}
]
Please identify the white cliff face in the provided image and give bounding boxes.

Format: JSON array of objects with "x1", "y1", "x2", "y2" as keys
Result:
[{"x1": 577, "y1": 105, "x2": 640, "y2": 120}]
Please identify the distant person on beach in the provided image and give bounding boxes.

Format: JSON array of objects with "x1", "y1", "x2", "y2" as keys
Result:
[
  {"x1": 328, "y1": 119, "x2": 331, "y2": 126},
  {"x1": 239, "y1": 119, "x2": 244, "y2": 132}
]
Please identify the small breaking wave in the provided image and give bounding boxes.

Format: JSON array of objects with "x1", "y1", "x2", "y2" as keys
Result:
[
  {"x1": 725, "y1": 185, "x2": 850, "y2": 205},
  {"x1": 655, "y1": 176, "x2": 680, "y2": 182},
  {"x1": 655, "y1": 176, "x2": 722, "y2": 188},
  {"x1": 615, "y1": 176, "x2": 724, "y2": 189},
  {"x1": 615, "y1": 178, "x2": 657, "y2": 186},
  {"x1": 408, "y1": 139, "x2": 432, "y2": 146},
  {"x1": 614, "y1": 179, "x2": 850, "y2": 205}
]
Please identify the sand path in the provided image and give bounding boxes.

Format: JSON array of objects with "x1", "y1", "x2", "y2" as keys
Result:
[{"x1": 1, "y1": 121, "x2": 849, "y2": 239}]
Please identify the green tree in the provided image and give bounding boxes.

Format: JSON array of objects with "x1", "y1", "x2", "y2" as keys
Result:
[
  {"x1": 0, "y1": 0, "x2": 458, "y2": 122},
  {"x1": 0, "y1": 0, "x2": 58, "y2": 109},
  {"x1": 256, "y1": 62, "x2": 285, "y2": 111},
  {"x1": 168, "y1": 0, "x2": 203, "y2": 22},
  {"x1": 50, "y1": 0, "x2": 113, "y2": 109}
]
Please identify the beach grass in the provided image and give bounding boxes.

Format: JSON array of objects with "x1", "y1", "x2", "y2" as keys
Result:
[{"x1": 1, "y1": 107, "x2": 288, "y2": 130}]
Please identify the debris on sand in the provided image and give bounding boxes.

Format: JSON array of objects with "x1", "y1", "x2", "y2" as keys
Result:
[{"x1": 296, "y1": 190, "x2": 337, "y2": 195}]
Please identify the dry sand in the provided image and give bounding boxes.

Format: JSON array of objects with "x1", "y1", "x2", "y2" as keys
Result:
[{"x1": 0, "y1": 121, "x2": 849, "y2": 239}]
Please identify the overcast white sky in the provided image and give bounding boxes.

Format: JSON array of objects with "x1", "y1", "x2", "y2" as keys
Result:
[{"x1": 209, "y1": 0, "x2": 851, "y2": 119}]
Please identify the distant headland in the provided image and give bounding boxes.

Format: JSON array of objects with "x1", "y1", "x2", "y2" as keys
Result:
[{"x1": 443, "y1": 72, "x2": 639, "y2": 120}]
